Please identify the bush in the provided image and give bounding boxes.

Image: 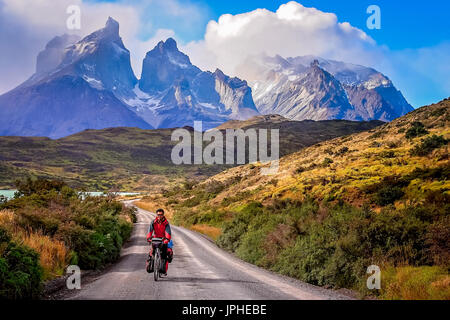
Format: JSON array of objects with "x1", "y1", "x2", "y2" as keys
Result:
[
  {"x1": 410, "y1": 135, "x2": 448, "y2": 156},
  {"x1": 0, "y1": 227, "x2": 43, "y2": 299},
  {"x1": 425, "y1": 217, "x2": 450, "y2": 267},
  {"x1": 364, "y1": 175, "x2": 408, "y2": 206},
  {"x1": 214, "y1": 195, "x2": 446, "y2": 295},
  {"x1": 380, "y1": 150, "x2": 396, "y2": 158},
  {"x1": 375, "y1": 186, "x2": 404, "y2": 206},
  {"x1": 405, "y1": 122, "x2": 429, "y2": 139},
  {"x1": 336, "y1": 147, "x2": 349, "y2": 155},
  {"x1": 0, "y1": 178, "x2": 134, "y2": 294},
  {"x1": 322, "y1": 157, "x2": 334, "y2": 167},
  {"x1": 216, "y1": 202, "x2": 263, "y2": 252}
]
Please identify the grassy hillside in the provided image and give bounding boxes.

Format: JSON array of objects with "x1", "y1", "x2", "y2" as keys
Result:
[
  {"x1": 0, "y1": 119, "x2": 381, "y2": 191},
  {"x1": 148, "y1": 98, "x2": 450, "y2": 299},
  {"x1": 0, "y1": 127, "x2": 224, "y2": 191}
]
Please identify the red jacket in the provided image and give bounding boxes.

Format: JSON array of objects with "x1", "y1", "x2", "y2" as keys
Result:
[{"x1": 146, "y1": 217, "x2": 171, "y2": 244}]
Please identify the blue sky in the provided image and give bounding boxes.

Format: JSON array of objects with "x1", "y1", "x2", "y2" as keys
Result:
[
  {"x1": 91, "y1": 0, "x2": 450, "y2": 50},
  {"x1": 202, "y1": 0, "x2": 450, "y2": 50}
]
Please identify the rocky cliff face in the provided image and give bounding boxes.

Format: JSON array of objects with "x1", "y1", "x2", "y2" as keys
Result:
[
  {"x1": 0, "y1": 18, "x2": 152, "y2": 138},
  {"x1": 129, "y1": 38, "x2": 259, "y2": 129},
  {"x1": 36, "y1": 34, "x2": 80, "y2": 75},
  {"x1": 250, "y1": 55, "x2": 413, "y2": 121}
]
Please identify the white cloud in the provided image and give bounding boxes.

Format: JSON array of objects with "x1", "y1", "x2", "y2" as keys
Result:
[
  {"x1": 0, "y1": 0, "x2": 201, "y2": 93},
  {"x1": 182, "y1": 1, "x2": 448, "y2": 107},
  {"x1": 183, "y1": 1, "x2": 381, "y2": 79}
]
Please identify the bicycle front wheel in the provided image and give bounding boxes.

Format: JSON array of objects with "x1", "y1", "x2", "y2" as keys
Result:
[{"x1": 154, "y1": 248, "x2": 160, "y2": 281}]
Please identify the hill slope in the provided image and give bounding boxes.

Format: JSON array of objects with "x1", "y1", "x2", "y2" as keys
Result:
[
  {"x1": 0, "y1": 119, "x2": 381, "y2": 191},
  {"x1": 155, "y1": 98, "x2": 449, "y2": 299}
]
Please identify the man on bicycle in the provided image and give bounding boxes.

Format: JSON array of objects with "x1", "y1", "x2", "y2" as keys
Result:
[{"x1": 146, "y1": 208, "x2": 173, "y2": 275}]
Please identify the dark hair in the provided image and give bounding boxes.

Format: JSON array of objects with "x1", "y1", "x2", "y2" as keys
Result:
[{"x1": 156, "y1": 208, "x2": 165, "y2": 215}]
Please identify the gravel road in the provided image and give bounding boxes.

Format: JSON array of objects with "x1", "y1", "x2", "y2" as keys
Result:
[{"x1": 67, "y1": 202, "x2": 353, "y2": 300}]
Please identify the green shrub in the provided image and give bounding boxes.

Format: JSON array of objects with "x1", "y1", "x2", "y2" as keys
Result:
[
  {"x1": 405, "y1": 121, "x2": 429, "y2": 139},
  {"x1": 216, "y1": 202, "x2": 263, "y2": 251},
  {"x1": 336, "y1": 147, "x2": 349, "y2": 155},
  {"x1": 2, "y1": 178, "x2": 134, "y2": 276},
  {"x1": 410, "y1": 135, "x2": 448, "y2": 156},
  {"x1": 214, "y1": 196, "x2": 445, "y2": 294},
  {"x1": 380, "y1": 150, "x2": 396, "y2": 158},
  {"x1": 375, "y1": 186, "x2": 404, "y2": 205},
  {"x1": 0, "y1": 227, "x2": 43, "y2": 299},
  {"x1": 322, "y1": 157, "x2": 334, "y2": 167},
  {"x1": 190, "y1": 210, "x2": 225, "y2": 226}
]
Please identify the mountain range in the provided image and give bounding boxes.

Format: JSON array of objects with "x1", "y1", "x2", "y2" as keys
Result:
[
  {"x1": 246, "y1": 54, "x2": 413, "y2": 121},
  {"x1": 0, "y1": 17, "x2": 413, "y2": 138}
]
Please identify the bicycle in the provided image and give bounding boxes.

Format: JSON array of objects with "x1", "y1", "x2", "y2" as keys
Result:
[{"x1": 150, "y1": 237, "x2": 165, "y2": 281}]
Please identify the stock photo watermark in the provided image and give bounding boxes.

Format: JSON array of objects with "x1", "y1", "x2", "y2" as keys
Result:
[
  {"x1": 171, "y1": 121, "x2": 279, "y2": 175},
  {"x1": 366, "y1": 265, "x2": 381, "y2": 290},
  {"x1": 66, "y1": 265, "x2": 81, "y2": 290},
  {"x1": 366, "y1": 5, "x2": 381, "y2": 30},
  {"x1": 66, "y1": 4, "x2": 81, "y2": 30}
]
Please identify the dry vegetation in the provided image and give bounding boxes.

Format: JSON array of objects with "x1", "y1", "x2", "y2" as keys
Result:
[{"x1": 153, "y1": 98, "x2": 450, "y2": 299}]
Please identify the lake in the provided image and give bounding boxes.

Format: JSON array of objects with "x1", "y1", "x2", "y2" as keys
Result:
[{"x1": 0, "y1": 190, "x2": 17, "y2": 200}]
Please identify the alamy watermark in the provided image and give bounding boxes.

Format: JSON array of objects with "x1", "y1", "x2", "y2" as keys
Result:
[
  {"x1": 171, "y1": 121, "x2": 279, "y2": 175},
  {"x1": 66, "y1": 5, "x2": 81, "y2": 30},
  {"x1": 366, "y1": 5, "x2": 381, "y2": 30},
  {"x1": 66, "y1": 265, "x2": 81, "y2": 290},
  {"x1": 366, "y1": 265, "x2": 381, "y2": 290}
]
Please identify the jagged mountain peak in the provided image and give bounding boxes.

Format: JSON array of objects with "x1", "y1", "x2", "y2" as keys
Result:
[
  {"x1": 140, "y1": 38, "x2": 200, "y2": 93},
  {"x1": 105, "y1": 16, "x2": 119, "y2": 33},
  {"x1": 81, "y1": 16, "x2": 121, "y2": 43},
  {"x1": 251, "y1": 53, "x2": 413, "y2": 122},
  {"x1": 134, "y1": 39, "x2": 259, "y2": 128},
  {"x1": 146, "y1": 37, "x2": 192, "y2": 67},
  {"x1": 213, "y1": 68, "x2": 225, "y2": 77},
  {"x1": 157, "y1": 37, "x2": 178, "y2": 51}
]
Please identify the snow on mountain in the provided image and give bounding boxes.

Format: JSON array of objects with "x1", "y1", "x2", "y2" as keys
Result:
[
  {"x1": 250, "y1": 55, "x2": 413, "y2": 122},
  {"x1": 126, "y1": 38, "x2": 259, "y2": 129},
  {"x1": 0, "y1": 18, "x2": 152, "y2": 138}
]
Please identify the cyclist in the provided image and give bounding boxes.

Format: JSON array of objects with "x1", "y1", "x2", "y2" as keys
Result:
[{"x1": 146, "y1": 208, "x2": 173, "y2": 275}]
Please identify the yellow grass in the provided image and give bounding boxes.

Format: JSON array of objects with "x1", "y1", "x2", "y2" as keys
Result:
[
  {"x1": 0, "y1": 209, "x2": 17, "y2": 230},
  {"x1": 382, "y1": 266, "x2": 450, "y2": 300},
  {"x1": 0, "y1": 209, "x2": 69, "y2": 280},
  {"x1": 190, "y1": 224, "x2": 222, "y2": 240},
  {"x1": 20, "y1": 231, "x2": 70, "y2": 280}
]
